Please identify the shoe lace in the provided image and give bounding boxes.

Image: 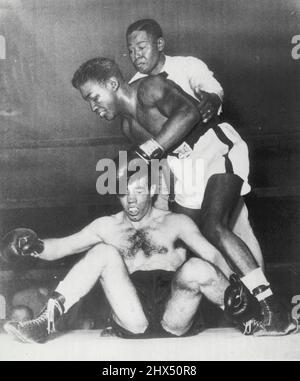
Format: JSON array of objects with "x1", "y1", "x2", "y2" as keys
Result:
[
  {"x1": 21, "y1": 298, "x2": 63, "y2": 335},
  {"x1": 243, "y1": 318, "x2": 264, "y2": 335},
  {"x1": 46, "y1": 298, "x2": 63, "y2": 334}
]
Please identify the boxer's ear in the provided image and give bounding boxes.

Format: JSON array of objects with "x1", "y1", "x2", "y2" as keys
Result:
[
  {"x1": 106, "y1": 77, "x2": 119, "y2": 92},
  {"x1": 157, "y1": 37, "x2": 165, "y2": 52}
]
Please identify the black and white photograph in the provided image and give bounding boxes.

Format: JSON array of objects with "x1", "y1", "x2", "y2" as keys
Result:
[{"x1": 0, "y1": 0, "x2": 299, "y2": 362}]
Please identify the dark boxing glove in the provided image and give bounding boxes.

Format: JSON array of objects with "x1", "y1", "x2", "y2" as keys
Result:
[
  {"x1": 0, "y1": 228, "x2": 44, "y2": 264},
  {"x1": 118, "y1": 139, "x2": 165, "y2": 173},
  {"x1": 116, "y1": 139, "x2": 164, "y2": 194},
  {"x1": 224, "y1": 274, "x2": 261, "y2": 324}
]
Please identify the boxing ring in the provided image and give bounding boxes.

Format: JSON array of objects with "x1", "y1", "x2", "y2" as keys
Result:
[{"x1": 1, "y1": 328, "x2": 300, "y2": 361}]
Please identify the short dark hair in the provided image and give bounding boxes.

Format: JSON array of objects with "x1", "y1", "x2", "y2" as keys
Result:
[
  {"x1": 72, "y1": 57, "x2": 124, "y2": 89},
  {"x1": 126, "y1": 19, "x2": 163, "y2": 40},
  {"x1": 116, "y1": 159, "x2": 160, "y2": 198}
]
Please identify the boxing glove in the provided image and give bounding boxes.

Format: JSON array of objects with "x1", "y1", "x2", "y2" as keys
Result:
[
  {"x1": 116, "y1": 139, "x2": 164, "y2": 194},
  {"x1": 224, "y1": 274, "x2": 261, "y2": 324},
  {"x1": 0, "y1": 228, "x2": 44, "y2": 264},
  {"x1": 132, "y1": 139, "x2": 165, "y2": 164}
]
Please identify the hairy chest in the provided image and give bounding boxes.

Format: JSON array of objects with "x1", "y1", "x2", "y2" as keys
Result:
[{"x1": 119, "y1": 227, "x2": 169, "y2": 259}]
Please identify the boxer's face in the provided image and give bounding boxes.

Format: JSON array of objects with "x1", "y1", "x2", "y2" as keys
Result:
[
  {"x1": 79, "y1": 79, "x2": 118, "y2": 121},
  {"x1": 127, "y1": 30, "x2": 164, "y2": 75},
  {"x1": 119, "y1": 175, "x2": 154, "y2": 222}
]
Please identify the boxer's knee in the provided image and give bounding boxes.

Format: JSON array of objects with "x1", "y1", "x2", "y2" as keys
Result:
[
  {"x1": 120, "y1": 318, "x2": 149, "y2": 336},
  {"x1": 161, "y1": 319, "x2": 187, "y2": 337},
  {"x1": 85, "y1": 243, "x2": 123, "y2": 270},
  {"x1": 176, "y1": 258, "x2": 217, "y2": 292}
]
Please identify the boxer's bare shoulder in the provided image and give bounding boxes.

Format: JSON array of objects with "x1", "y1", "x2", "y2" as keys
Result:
[
  {"x1": 85, "y1": 213, "x2": 132, "y2": 245},
  {"x1": 162, "y1": 212, "x2": 198, "y2": 239},
  {"x1": 87, "y1": 214, "x2": 119, "y2": 232},
  {"x1": 136, "y1": 74, "x2": 195, "y2": 107},
  {"x1": 136, "y1": 75, "x2": 170, "y2": 109}
]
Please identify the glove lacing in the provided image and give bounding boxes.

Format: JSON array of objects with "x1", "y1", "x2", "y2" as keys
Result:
[{"x1": 243, "y1": 319, "x2": 264, "y2": 335}]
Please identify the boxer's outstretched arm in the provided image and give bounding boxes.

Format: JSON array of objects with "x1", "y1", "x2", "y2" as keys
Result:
[
  {"x1": 138, "y1": 75, "x2": 201, "y2": 151},
  {"x1": 175, "y1": 214, "x2": 232, "y2": 278},
  {"x1": 39, "y1": 217, "x2": 108, "y2": 261}
]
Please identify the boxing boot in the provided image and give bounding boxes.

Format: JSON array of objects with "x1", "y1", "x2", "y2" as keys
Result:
[
  {"x1": 4, "y1": 292, "x2": 65, "y2": 343},
  {"x1": 251, "y1": 285, "x2": 298, "y2": 336}
]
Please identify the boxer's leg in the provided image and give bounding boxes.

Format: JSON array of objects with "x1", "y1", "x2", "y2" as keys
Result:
[
  {"x1": 161, "y1": 258, "x2": 229, "y2": 336},
  {"x1": 199, "y1": 173, "x2": 258, "y2": 275},
  {"x1": 5, "y1": 244, "x2": 148, "y2": 342},
  {"x1": 230, "y1": 197, "x2": 264, "y2": 270},
  {"x1": 56, "y1": 243, "x2": 148, "y2": 335},
  {"x1": 171, "y1": 202, "x2": 233, "y2": 278},
  {"x1": 171, "y1": 196, "x2": 263, "y2": 273},
  {"x1": 198, "y1": 174, "x2": 297, "y2": 335}
]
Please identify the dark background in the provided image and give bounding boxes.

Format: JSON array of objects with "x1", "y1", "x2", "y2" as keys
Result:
[{"x1": 0, "y1": 0, "x2": 299, "y2": 323}]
